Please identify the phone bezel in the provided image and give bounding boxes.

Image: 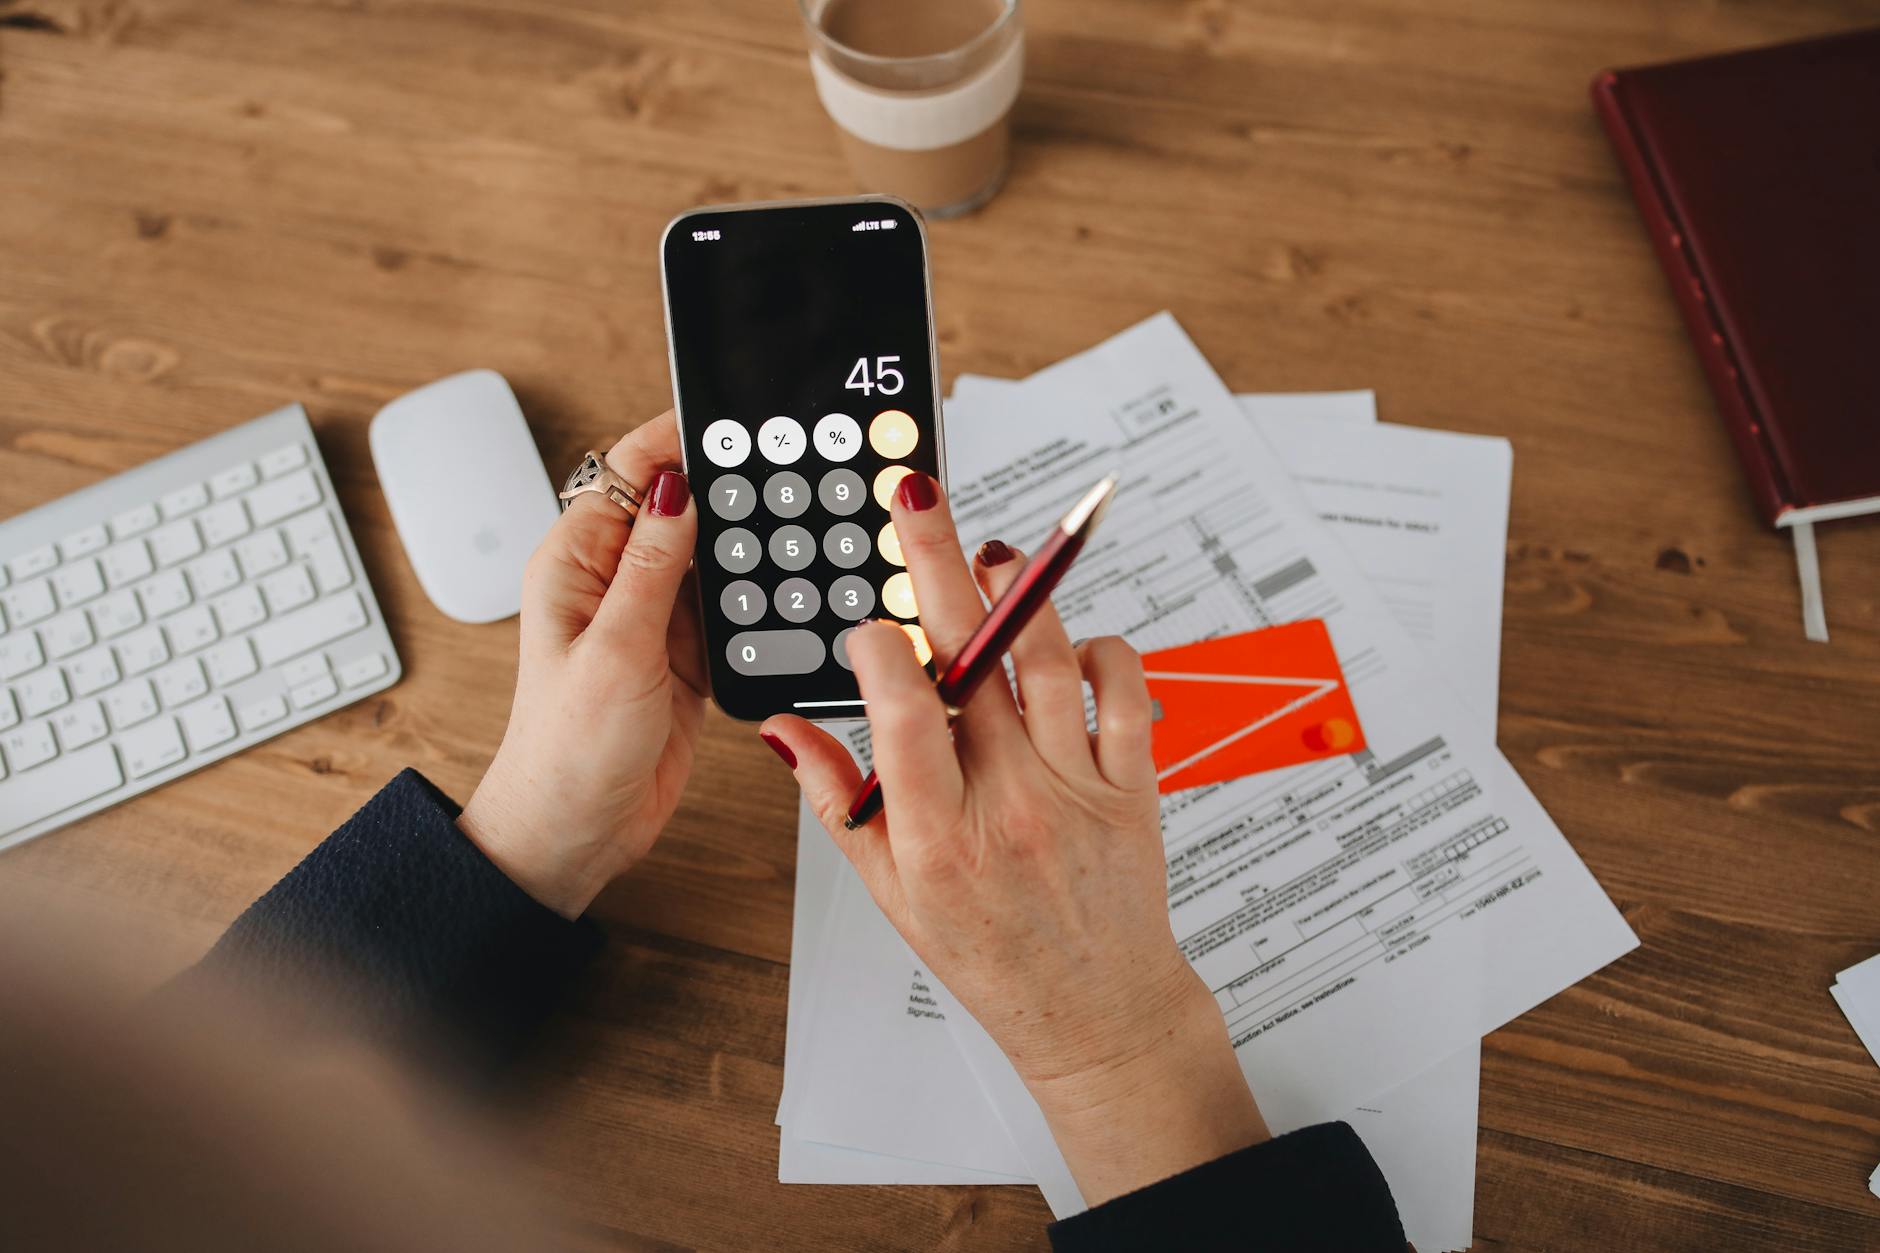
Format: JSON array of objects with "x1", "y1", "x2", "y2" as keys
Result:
[{"x1": 657, "y1": 194, "x2": 947, "y2": 722}]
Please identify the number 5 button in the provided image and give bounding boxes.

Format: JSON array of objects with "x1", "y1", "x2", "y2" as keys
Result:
[
  {"x1": 814, "y1": 413, "x2": 862, "y2": 462},
  {"x1": 702, "y1": 420, "x2": 751, "y2": 468}
]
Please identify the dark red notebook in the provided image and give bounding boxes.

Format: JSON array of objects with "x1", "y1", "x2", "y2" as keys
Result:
[{"x1": 1592, "y1": 29, "x2": 1880, "y2": 529}]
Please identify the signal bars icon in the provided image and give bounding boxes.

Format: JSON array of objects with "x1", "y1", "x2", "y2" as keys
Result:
[{"x1": 851, "y1": 219, "x2": 899, "y2": 232}]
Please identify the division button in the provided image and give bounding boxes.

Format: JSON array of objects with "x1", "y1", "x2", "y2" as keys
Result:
[
  {"x1": 757, "y1": 415, "x2": 807, "y2": 465},
  {"x1": 774, "y1": 577, "x2": 821, "y2": 623},
  {"x1": 813, "y1": 413, "x2": 863, "y2": 462},
  {"x1": 713, "y1": 527, "x2": 762, "y2": 574},
  {"x1": 763, "y1": 471, "x2": 812, "y2": 519},
  {"x1": 869, "y1": 409, "x2": 919, "y2": 457},
  {"x1": 818, "y1": 468, "x2": 866, "y2": 516},
  {"x1": 702, "y1": 419, "x2": 751, "y2": 468},
  {"x1": 899, "y1": 622, "x2": 933, "y2": 666},
  {"x1": 720, "y1": 579, "x2": 767, "y2": 626},
  {"x1": 768, "y1": 524, "x2": 816, "y2": 571},
  {"x1": 823, "y1": 522, "x2": 871, "y2": 569},
  {"x1": 872, "y1": 464, "x2": 915, "y2": 509},
  {"x1": 882, "y1": 571, "x2": 918, "y2": 619},
  {"x1": 708, "y1": 474, "x2": 756, "y2": 521},
  {"x1": 877, "y1": 521, "x2": 904, "y2": 566},
  {"x1": 828, "y1": 574, "x2": 875, "y2": 621},
  {"x1": 726, "y1": 628, "x2": 826, "y2": 676}
]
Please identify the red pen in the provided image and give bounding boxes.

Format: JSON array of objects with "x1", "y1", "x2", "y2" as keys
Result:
[{"x1": 844, "y1": 473, "x2": 1119, "y2": 830}]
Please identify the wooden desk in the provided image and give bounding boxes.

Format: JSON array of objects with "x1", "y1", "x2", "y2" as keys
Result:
[{"x1": 2, "y1": 1, "x2": 1876, "y2": 1247}]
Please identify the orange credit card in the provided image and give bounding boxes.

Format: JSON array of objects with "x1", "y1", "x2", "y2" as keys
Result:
[{"x1": 1143, "y1": 619, "x2": 1365, "y2": 794}]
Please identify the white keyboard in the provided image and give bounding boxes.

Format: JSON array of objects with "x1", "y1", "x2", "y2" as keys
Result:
[{"x1": 0, "y1": 405, "x2": 401, "y2": 852}]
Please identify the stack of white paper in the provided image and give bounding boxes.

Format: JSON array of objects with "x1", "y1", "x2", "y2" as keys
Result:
[
  {"x1": 777, "y1": 314, "x2": 1638, "y2": 1252},
  {"x1": 1830, "y1": 955, "x2": 1880, "y2": 1200}
]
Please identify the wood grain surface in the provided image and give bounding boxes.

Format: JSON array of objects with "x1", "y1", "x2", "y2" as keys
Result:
[{"x1": 3, "y1": 1, "x2": 1878, "y2": 1248}]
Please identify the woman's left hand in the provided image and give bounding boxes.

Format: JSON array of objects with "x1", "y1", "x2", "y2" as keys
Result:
[{"x1": 457, "y1": 412, "x2": 706, "y2": 918}]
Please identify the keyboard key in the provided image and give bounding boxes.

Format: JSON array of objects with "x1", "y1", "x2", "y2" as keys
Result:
[
  {"x1": 159, "y1": 481, "x2": 210, "y2": 519},
  {"x1": 210, "y1": 461, "x2": 259, "y2": 498},
  {"x1": 0, "y1": 742, "x2": 123, "y2": 836},
  {"x1": 767, "y1": 525, "x2": 816, "y2": 572},
  {"x1": 148, "y1": 518, "x2": 203, "y2": 567},
  {"x1": 115, "y1": 626, "x2": 170, "y2": 676},
  {"x1": 42, "y1": 611, "x2": 94, "y2": 660},
  {"x1": 184, "y1": 549, "x2": 242, "y2": 599},
  {"x1": 18, "y1": 669, "x2": 70, "y2": 718},
  {"x1": 163, "y1": 605, "x2": 219, "y2": 655},
  {"x1": 259, "y1": 565, "x2": 316, "y2": 614},
  {"x1": 0, "y1": 690, "x2": 15, "y2": 732},
  {"x1": 67, "y1": 646, "x2": 121, "y2": 697},
  {"x1": 120, "y1": 716, "x2": 185, "y2": 779},
  {"x1": 1, "y1": 578, "x2": 55, "y2": 627},
  {"x1": 0, "y1": 631, "x2": 44, "y2": 679},
  {"x1": 102, "y1": 678, "x2": 159, "y2": 730},
  {"x1": 209, "y1": 585, "x2": 267, "y2": 636},
  {"x1": 713, "y1": 527, "x2": 762, "y2": 574},
  {"x1": 258, "y1": 442, "x2": 308, "y2": 478},
  {"x1": 59, "y1": 525, "x2": 110, "y2": 561},
  {"x1": 137, "y1": 569, "x2": 192, "y2": 620},
  {"x1": 252, "y1": 590, "x2": 368, "y2": 667},
  {"x1": 822, "y1": 522, "x2": 871, "y2": 569},
  {"x1": 725, "y1": 629, "x2": 826, "y2": 676},
  {"x1": 52, "y1": 699, "x2": 109, "y2": 751},
  {"x1": 203, "y1": 637, "x2": 258, "y2": 687},
  {"x1": 237, "y1": 694, "x2": 289, "y2": 732},
  {"x1": 234, "y1": 529, "x2": 289, "y2": 578},
  {"x1": 290, "y1": 674, "x2": 339, "y2": 709},
  {"x1": 52, "y1": 557, "x2": 105, "y2": 607},
  {"x1": 774, "y1": 578, "x2": 821, "y2": 623},
  {"x1": 828, "y1": 574, "x2": 875, "y2": 621},
  {"x1": 720, "y1": 580, "x2": 766, "y2": 626},
  {"x1": 109, "y1": 503, "x2": 161, "y2": 540},
  {"x1": 8, "y1": 545, "x2": 57, "y2": 582},
  {"x1": 284, "y1": 510, "x2": 351, "y2": 592},
  {"x1": 101, "y1": 539, "x2": 155, "y2": 588},
  {"x1": 177, "y1": 696, "x2": 237, "y2": 752},
  {"x1": 281, "y1": 653, "x2": 330, "y2": 687},
  {"x1": 246, "y1": 467, "x2": 321, "y2": 526},
  {"x1": 338, "y1": 651, "x2": 389, "y2": 689},
  {"x1": 197, "y1": 499, "x2": 251, "y2": 548},
  {"x1": 2, "y1": 720, "x2": 59, "y2": 771},
  {"x1": 818, "y1": 468, "x2": 866, "y2": 516},
  {"x1": 152, "y1": 658, "x2": 208, "y2": 708},
  {"x1": 89, "y1": 589, "x2": 144, "y2": 639}
]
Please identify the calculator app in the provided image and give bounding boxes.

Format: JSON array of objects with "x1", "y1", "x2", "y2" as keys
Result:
[{"x1": 662, "y1": 199, "x2": 942, "y2": 721}]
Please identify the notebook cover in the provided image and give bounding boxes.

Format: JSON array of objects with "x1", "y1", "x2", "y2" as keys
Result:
[{"x1": 1592, "y1": 29, "x2": 1880, "y2": 527}]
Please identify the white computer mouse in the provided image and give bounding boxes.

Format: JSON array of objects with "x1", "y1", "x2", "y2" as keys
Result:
[{"x1": 369, "y1": 369, "x2": 559, "y2": 624}]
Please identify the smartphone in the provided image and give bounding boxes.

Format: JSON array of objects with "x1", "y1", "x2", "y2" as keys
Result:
[{"x1": 660, "y1": 196, "x2": 944, "y2": 722}]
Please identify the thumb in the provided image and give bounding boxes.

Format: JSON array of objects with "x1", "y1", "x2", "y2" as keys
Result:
[
  {"x1": 588, "y1": 470, "x2": 697, "y2": 656},
  {"x1": 760, "y1": 715, "x2": 905, "y2": 926}
]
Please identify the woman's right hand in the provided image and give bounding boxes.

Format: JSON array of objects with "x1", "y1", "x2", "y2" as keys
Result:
[{"x1": 760, "y1": 473, "x2": 1269, "y2": 1205}]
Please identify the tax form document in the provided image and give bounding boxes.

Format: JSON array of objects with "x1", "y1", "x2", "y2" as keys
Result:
[{"x1": 931, "y1": 313, "x2": 1637, "y2": 1215}]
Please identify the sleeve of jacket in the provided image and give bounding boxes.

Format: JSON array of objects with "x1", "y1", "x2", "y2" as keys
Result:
[
  {"x1": 174, "y1": 767, "x2": 603, "y2": 1072},
  {"x1": 1047, "y1": 1122, "x2": 1407, "y2": 1252}
]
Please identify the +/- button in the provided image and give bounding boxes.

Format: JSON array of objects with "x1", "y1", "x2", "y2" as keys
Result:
[{"x1": 758, "y1": 415, "x2": 807, "y2": 465}]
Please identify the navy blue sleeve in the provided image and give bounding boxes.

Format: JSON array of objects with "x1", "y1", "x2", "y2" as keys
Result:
[
  {"x1": 178, "y1": 768, "x2": 602, "y2": 1072},
  {"x1": 1048, "y1": 1122, "x2": 1407, "y2": 1252}
]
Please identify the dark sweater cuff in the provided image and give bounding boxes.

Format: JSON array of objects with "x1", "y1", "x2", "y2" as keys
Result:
[
  {"x1": 1048, "y1": 1122, "x2": 1406, "y2": 1252},
  {"x1": 184, "y1": 767, "x2": 602, "y2": 1071}
]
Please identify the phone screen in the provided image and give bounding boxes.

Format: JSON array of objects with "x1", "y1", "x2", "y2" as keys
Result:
[{"x1": 661, "y1": 198, "x2": 942, "y2": 722}]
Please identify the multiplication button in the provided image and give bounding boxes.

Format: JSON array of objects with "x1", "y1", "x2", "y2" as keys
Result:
[
  {"x1": 764, "y1": 472, "x2": 811, "y2": 519},
  {"x1": 758, "y1": 415, "x2": 807, "y2": 465},
  {"x1": 708, "y1": 474, "x2": 756, "y2": 521},
  {"x1": 813, "y1": 413, "x2": 862, "y2": 462},
  {"x1": 721, "y1": 580, "x2": 766, "y2": 625},
  {"x1": 702, "y1": 420, "x2": 751, "y2": 468},
  {"x1": 774, "y1": 578, "x2": 821, "y2": 623},
  {"x1": 828, "y1": 574, "x2": 875, "y2": 620},
  {"x1": 768, "y1": 525, "x2": 815, "y2": 571},
  {"x1": 818, "y1": 469, "x2": 866, "y2": 516},
  {"x1": 727, "y1": 628, "x2": 826, "y2": 676},
  {"x1": 823, "y1": 522, "x2": 871, "y2": 569},
  {"x1": 714, "y1": 527, "x2": 762, "y2": 574}
]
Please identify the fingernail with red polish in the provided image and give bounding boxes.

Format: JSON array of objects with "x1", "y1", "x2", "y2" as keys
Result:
[
  {"x1": 895, "y1": 471, "x2": 938, "y2": 512},
  {"x1": 976, "y1": 539, "x2": 1014, "y2": 567},
  {"x1": 760, "y1": 732, "x2": 796, "y2": 769},
  {"x1": 650, "y1": 470, "x2": 690, "y2": 517}
]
